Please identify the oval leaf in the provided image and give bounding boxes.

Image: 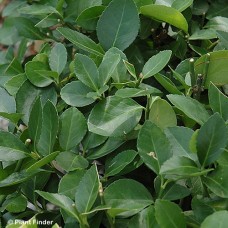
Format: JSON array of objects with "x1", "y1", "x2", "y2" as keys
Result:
[
  {"x1": 88, "y1": 96, "x2": 143, "y2": 137},
  {"x1": 201, "y1": 211, "x2": 228, "y2": 228},
  {"x1": 97, "y1": 0, "x2": 140, "y2": 51}
]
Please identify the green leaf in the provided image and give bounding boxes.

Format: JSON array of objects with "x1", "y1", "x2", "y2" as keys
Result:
[
  {"x1": 97, "y1": 0, "x2": 140, "y2": 51},
  {"x1": 98, "y1": 48, "x2": 121, "y2": 86},
  {"x1": 59, "y1": 107, "x2": 87, "y2": 151},
  {"x1": 57, "y1": 27, "x2": 104, "y2": 57},
  {"x1": 36, "y1": 191, "x2": 80, "y2": 221},
  {"x1": 160, "y1": 156, "x2": 201, "y2": 178},
  {"x1": 88, "y1": 96, "x2": 143, "y2": 137},
  {"x1": 140, "y1": 4, "x2": 188, "y2": 33},
  {"x1": 25, "y1": 61, "x2": 54, "y2": 88},
  {"x1": 123, "y1": 60, "x2": 137, "y2": 79},
  {"x1": 56, "y1": 152, "x2": 89, "y2": 172},
  {"x1": 49, "y1": 43, "x2": 67, "y2": 75},
  {"x1": 137, "y1": 121, "x2": 172, "y2": 174},
  {"x1": 0, "y1": 87, "x2": 16, "y2": 113},
  {"x1": 3, "y1": 195, "x2": 27, "y2": 213},
  {"x1": 0, "y1": 131, "x2": 29, "y2": 162},
  {"x1": 104, "y1": 179, "x2": 153, "y2": 217},
  {"x1": 74, "y1": 54, "x2": 100, "y2": 91},
  {"x1": 0, "y1": 170, "x2": 41, "y2": 187},
  {"x1": 171, "y1": 0, "x2": 193, "y2": 12},
  {"x1": 167, "y1": 94, "x2": 210, "y2": 125},
  {"x1": 165, "y1": 127, "x2": 196, "y2": 160},
  {"x1": 13, "y1": 17, "x2": 45, "y2": 40},
  {"x1": 16, "y1": 80, "x2": 57, "y2": 125},
  {"x1": 105, "y1": 150, "x2": 137, "y2": 177},
  {"x1": 60, "y1": 81, "x2": 94, "y2": 107},
  {"x1": 205, "y1": 16, "x2": 228, "y2": 33},
  {"x1": 75, "y1": 165, "x2": 99, "y2": 213},
  {"x1": 197, "y1": 113, "x2": 228, "y2": 167},
  {"x1": 28, "y1": 98, "x2": 42, "y2": 152},
  {"x1": 82, "y1": 132, "x2": 107, "y2": 150},
  {"x1": 204, "y1": 166, "x2": 228, "y2": 198},
  {"x1": 4, "y1": 73, "x2": 27, "y2": 96},
  {"x1": 149, "y1": 98, "x2": 177, "y2": 129},
  {"x1": 128, "y1": 206, "x2": 158, "y2": 228},
  {"x1": 76, "y1": 6, "x2": 105, "y2": 31},
  {"x1": 189, "y1": 29, "x2": 217, "y2": 40},
  {"x1": 58, "y1": 170, "x2": 86, "y2": 200},
  {"x1": 142, "y1": 50, "x2": 172, "y2": 79},
  {"x1": 155, "y1": 199, "x2": 186, "y2": 228},
  {"x1": 116, "y1": 87, "x2": 161, "y2": 98},
  {"x1": 19, "y1": 4, "x2": 60, "y2": 15},
  {"x1": 201, "y1": 211, "x2": 228, "y2": 228},
  {"x1": 0, "y1": 112, "x2": 23, "y2": 125},
  {"x1": 37, "y1": 101, "x2": 59, "y2": 156},
  {"x1": 154, "y1": 73, "x2": 182, "y2": 95},
  {"x1": 86, "y1": 137, "x2": 124, "y2": 160},
  {"x1": 209, "y1": 83, "x2": 228, "y2": 121},
  {"x1": 195, "y1": 50, "x2": 228, "y2": 88},
  {"x1": 26, "y1": 152, "x2": 59, "y2": 172}
]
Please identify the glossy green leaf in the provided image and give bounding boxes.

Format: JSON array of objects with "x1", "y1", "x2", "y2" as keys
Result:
[
  {"x1": 137, "y1": 121, "x2": 172, "y2": 174},
  {"x1": 88, "y1": 96, "x2": 142, "y2": 137},
  {"x1": 25, "y1": 61, "x2": 54, "y2": 87},
  {"x1": 19, "y1": 5, "x2": 60, "y2": 15},
  {"x1": 56, "y1": 152, "x2": 89, "y2": 172},
  {"x1": 60, "y1": 81, "x2": 94, "y2": 107},
  {"x1": 201, "y1": 211, "x2": 228, "y2": 228},
  {"x1": 0, "y1": 131, "x2": 29, "y2": 162},
  {"x1": 4, "y1": 73, "x2": 27, "y2": 96},
  {"x1": 154, "y1": 73, "x2": 182, "y2": 95},
  {"x1": 197, "y1": 113, "x2": 228, "y2": 167},
  {"x1": 37, "y1": 101, "x2": 59, "y2": 156},
  {"x1": 155, "y1": 199, "x2": 186, "y2": 228},
  {"x1": 171, "y1": 0, "x2": 193, "y2": 12},
  {"x1": 204, "y1": 166, "x2": 228, "y2": 198},
  {"x1": 76, "y1": 6, "x2": 105, "y2": 30},
  {"x1": 0, "y1": 170, "x2": 41, "y2": 187},
  {"x1": 160, "y1": 156, "x2": 201, "y2": 178},
  {"x1": 98, "y1": 48, "x2": 121, "y2": 86},
  {"x1": 209, "y1": 83, "x2": 228, "y2": 121},
  {"x1": 142, "y1": 50, "x2": 172, "y2": 79},
  {"x1": 128, "y1": 206, "x2": 157, "y2": 228},
  {"x1": 167, "y1": 94, "x2": 210, "y2": 125},
  {"x1": 59, "y1": 107, "x2": 87, "y2": 151},
  {"x1": 165, "y1": 127, "x2": 196, "y2": 160},
  {"x1": 82, "y1": 132, "x2": 107, "y2": 150},
  {"x1": 86, "y1": 137, "x2": 124, "y2": 160},
  {"x1": 58, "y1": 170, "x2": 86, "y2": 200},
  {"x1": 74, "y1": 54, "x2": 100, "y2": 91},
  {"x1": 26, "y1": 152, "x2": 59, "y2": 172},
  {"x1": 205, "y1": 16, "x2": 228, "y2": 33},
  {"x1": 140, "y1": 4, "x2": 188, "y2": 33},
  {"x1": 57, "y1": 27, "x2": 104, "y2": 57},
  {"x1": 3, "y1": 195, "x2": 27, "y2": 213},
  {"x1": 28, "y1": 98, "x2": 42, "y2": 152},
  {"x1": 0, "y1": 112, "x2": 23, "y2": 125},
  {"x1": 49, "y1": 43, "x2": 67, "y2": 75},
  {"x1": 189, "y1": 29, "x2": 217, "y2": 40},
  {"x1": 195, "y1": 50, "x2": 228, "y2": 88},
  {"x1": 104, "y1": 179, "x2": 153, "y2": 217},
  {"x1": 149, "y1": 98, "x2": 177, "y2": 129},
  {"x1": 116, "y1": 87, "x2": 162, "y2": 98},
  {"x1": 75, "y1": 165, "x2": 99, "y2": 213},
  {"x1": 97, "y1": 0, "x2": 140, "y2": 51},
  {"x1": 0, "y1": 87, "x2": 16, "y2": 113},
  {"x1": 36, "y1": 191, "x2": 80, "y2": 221},
  {"x1": 105, "y1": 150, "x2": 137, "y2": 177}
]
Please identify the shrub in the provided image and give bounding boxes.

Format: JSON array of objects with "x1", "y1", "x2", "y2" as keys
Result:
[{"x1": 0, "y1": 0, "x2": 228, "y2": 227}]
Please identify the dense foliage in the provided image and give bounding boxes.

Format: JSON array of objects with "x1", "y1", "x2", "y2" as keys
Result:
[{"x1": 0, "y1": 0, "x2": 228, "y2": 227}]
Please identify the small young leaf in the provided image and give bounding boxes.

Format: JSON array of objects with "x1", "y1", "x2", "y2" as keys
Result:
[{"x1": 142, "y1": 50, "x2": 172, "y2": 79}]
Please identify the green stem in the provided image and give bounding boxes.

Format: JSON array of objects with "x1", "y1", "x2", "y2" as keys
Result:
[
  {"x1": 189, "y1": 58, "x2": 196, "y2": 87},
  {"x1": 145, "y1": 95, "x2": 150, "y2": 120}
]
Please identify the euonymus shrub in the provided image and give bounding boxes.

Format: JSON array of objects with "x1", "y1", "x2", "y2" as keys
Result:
[{"x1": 0, "y1": 0, "x2": 228, "y2": 227}]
